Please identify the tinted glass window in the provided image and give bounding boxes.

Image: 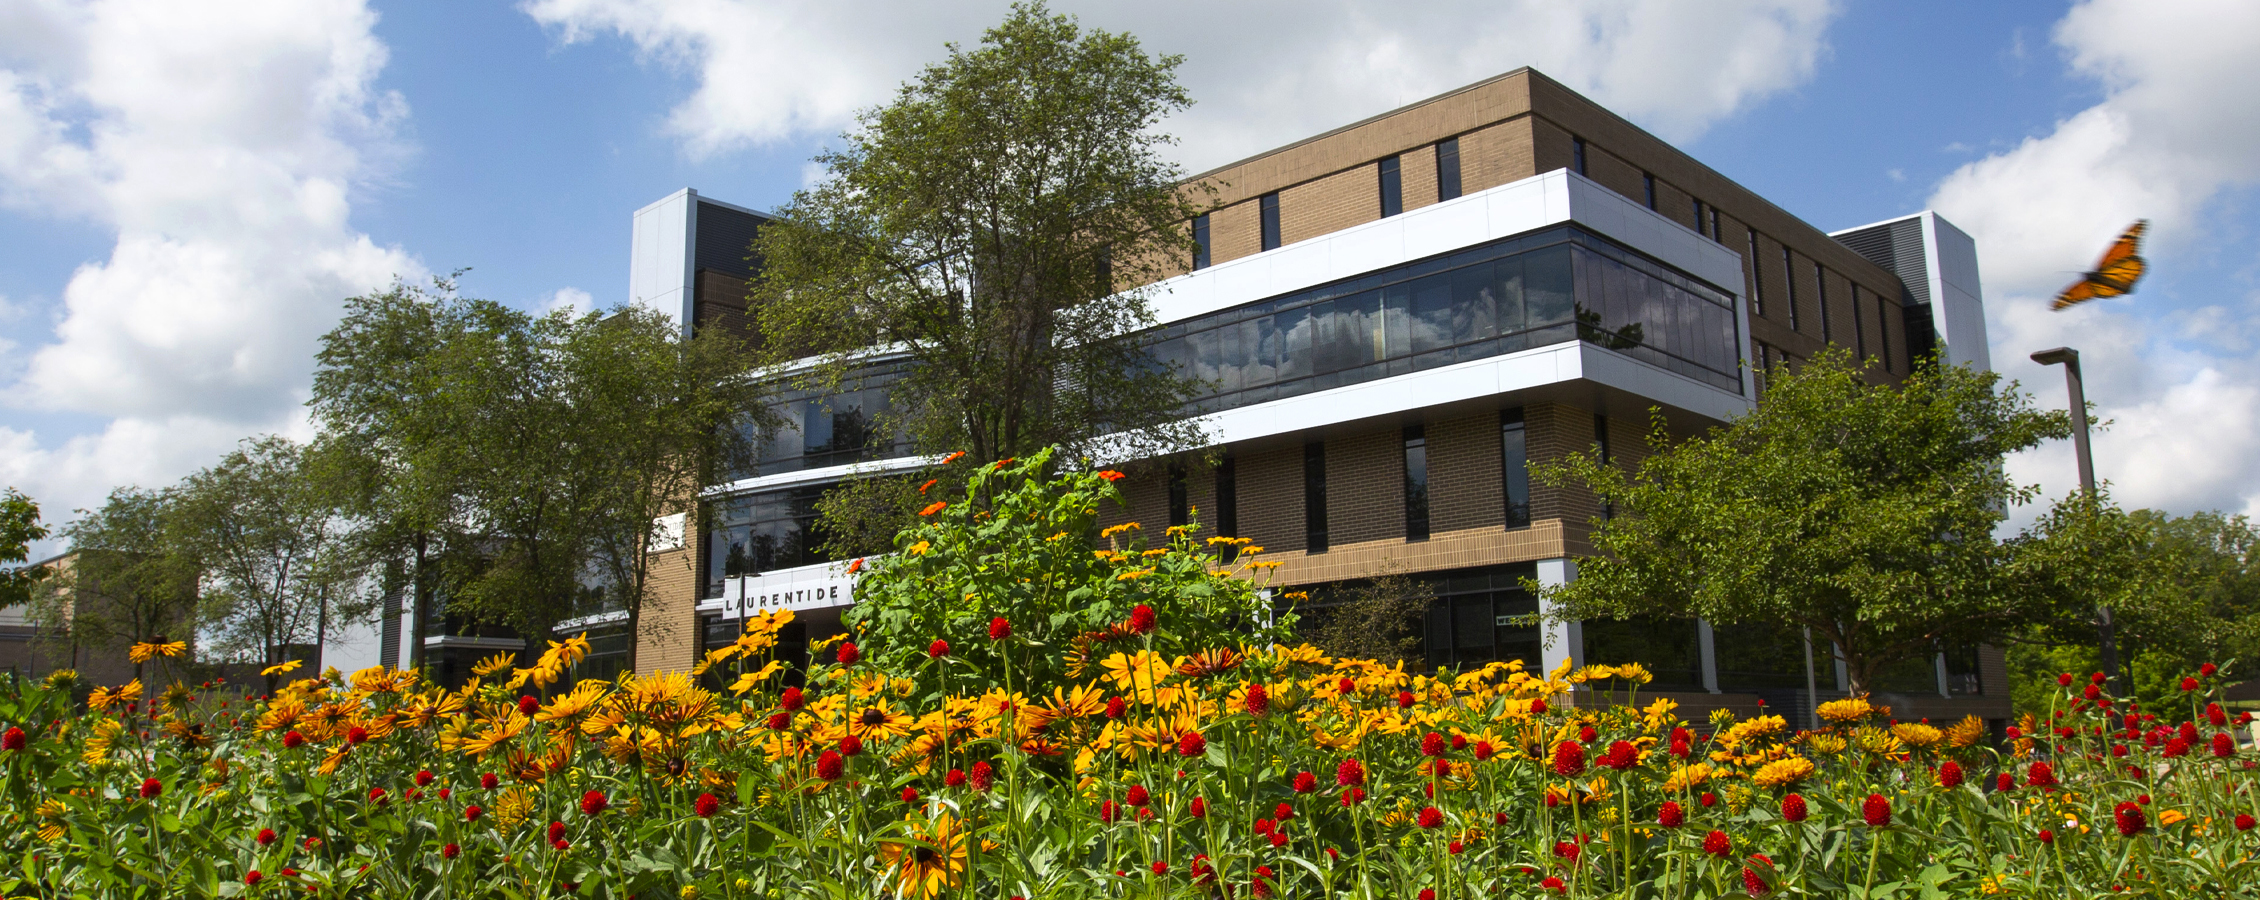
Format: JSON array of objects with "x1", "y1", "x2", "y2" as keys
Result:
[
  {"x1": 1500, "y1": 409, "x2": 1530, "y2": 528},
  {"x1": 1193, "y1": 214, "x2": 1211, "y2": 269},
  {"x1": 1436, "y1": 138, "x2": 1462, "y2": 201},
  {"x1": 1379, "y1": 156, "x2": 1403, "y2": 218},
  {"x1": 1259, "y1": 194, "x2": 1280, "y2": 251},
  {"x1": 1403, "y1": 425, "x2": 1428, "y2": 540},
  {"x1": 701, "y1": 486, "x2": 833, "y2": 598}
]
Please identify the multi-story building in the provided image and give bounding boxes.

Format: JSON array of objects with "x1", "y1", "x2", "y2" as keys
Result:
[{"x1": 625, "y1": 68, "x2": 2003, "y2": 730}]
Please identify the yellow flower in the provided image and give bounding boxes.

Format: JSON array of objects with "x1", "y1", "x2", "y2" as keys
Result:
[
  {"x1": 87, "y1": 680, "x2": 143, "y2": 713},
  {"x1": 260, "y1": 659, "x2": 304, "y2": 677},
  {"x1": 537, "y1": 681, "x2": 610, "y2": 725},
  {"x1": 1717, "y1": 715, "x2": 1787, "y2": 750},
  {"x1": 1944, "y1": 715, "x2": 1988, "y2": 748},
  {"x1": 1890, "y1": 722, "x2": 1944, "y2": 749},
  {"x1": 848, "y1": 699, "x2": 916, "y2": 742},
  {"x1": 2159, "y1": 809, "x2": 2188, "y2": 827},
  {"x1": 128, "y1": 638, "x2": 186, "y2": 663},
  {"x1": 728, "y1": 660, "x2": 788, "y2": 695},
  {"x1": 1662, "y1": 762, "x2": 1713, "y2": 792},
  {"x1": 910, "y1": 541, "x2": 931, "y2": 555},
  {"x1": 1114, "y1": 568, "x2": 1153, "y2": 581},
  {"x1": 471, "y1": 652, "x2": 517, "y2": 677},
  {"x1": 1815, "y1": 696, "x2": 1884, "y2": 724},
  {"x1": 461, "y1": 712, "x2": 529, "y2": 759},
  {"x1": 1751, "y1": 755, "x2": 1816, "y2": 788},
  {"x1": 35, "y1": 799, "x2": 67, "y2": 843},
  {"x1": 877, "y1": 812, "x2": 967, "y2": 899},
  {"x1": 1100, "y1": 650, "x2": 1172, "y2": 702}
]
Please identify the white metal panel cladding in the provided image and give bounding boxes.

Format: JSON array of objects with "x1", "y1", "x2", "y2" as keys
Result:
[{"x1": 629, "y1": 188, "x2": 697, "y2": 335}]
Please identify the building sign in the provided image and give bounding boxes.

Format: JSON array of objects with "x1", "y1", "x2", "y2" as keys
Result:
[{"x1": 720, "y1": 559, "x2": 864, "y2": 617}]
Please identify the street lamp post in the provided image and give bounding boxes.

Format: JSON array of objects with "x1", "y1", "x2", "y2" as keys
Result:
[{"x1": 2030, "y1": 346, "x2": 2116, "y2": 684}]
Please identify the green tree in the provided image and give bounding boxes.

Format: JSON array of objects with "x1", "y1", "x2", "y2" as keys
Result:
[
  {"x1": 172, "y1": 436, "x2": 374, "y2": 680},
  {"x1": 27, "y1": 488, "x2": 200, "y2": 680},
  {"x1": 0, "y1": 487, "x2": 49, "y2": 610},
  {"x1": 1301, "y1": 569, "x2": 1433, "y2": 666},
  {"x1": 312, "y1": 279, "x2": 768, "y2": 672},
  {"x1": 1531, "y1": 350, "x2": 2075, "y2": 694},
  {"x1": 750, "y1": 2, "x2": 1212, "y2": 554}
]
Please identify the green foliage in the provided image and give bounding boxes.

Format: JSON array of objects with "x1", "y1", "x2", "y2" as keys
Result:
[
  {"x1": 30, "y1": 487, "x2": 200, "y2": 671},
  {"x1": 0, "y1": 486, "x2": 49, "y2": 610},
  {"x1": 1532, "y1": 349, "x2": 2075, "y2": 693},
  {"x1": 748, "y1": 1, "x2": 1210, "y2": 479},
  {"x1": 1301, "y1": 570, "x2": 1432, "y2": 665},
  {"x1": 843, "y1": 447, "x2": 1288, "y2": 690}
]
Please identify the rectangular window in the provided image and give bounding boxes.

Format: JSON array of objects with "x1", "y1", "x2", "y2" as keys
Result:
[
  {"x1": 1215, "y1": 456, "x2": 1238, "y2": 560},
  {"x1": 1709, "y1": 208, "x2": 1722, "y2": 244},
  {"x1": 1691, "y1": 199, "x2": 1706, "y2": 236},
  {"x1": 1781, "y1": 246, "x2": 1799, "y2": 332},
  {"x1": 1500, "y1": 408, "x2": 1530, "y2": 528},
  {"x1": 1435, "y1": 138, "x2": 1462, "y2": 201},
  {"x1": 1642, "y1": 173, "x2": 1657, "y2": 210},
  {"x1": 1192, "y1": 214, "x2": 1211, "y2": 270},
  {"x1": 1259, "y1": 193, "x2": 1281, "y2": 251},
  {"x1": 1412, "y1": 563, "x2": 1541, "y2": 670},
  {"x1": 1303, "y1": 442, "x2": 1329, "y2": 553},
  {"x1": 1167, "y1": 463, "x2": 1189, "y2": 527},
  {"x1": 1878, "y1": 295, "x2": 1892, "y2": 372},
  {"x1": 1815, "y1": 263, "x2": 1831, "y2": 342},
  {"x1": 1572, "y1": 137, "x2": 1587, "y2": 176},
  {"x1": 1379, "y1": 156, "x2": 1403, "y2": 218},
  {"x1": 1403, "y1": 425, "x2": 1430, "y2": 540},
  {"x1": 1746, "y1": 230, "x2": 1764, "y2": 317},
  {"x1": 1852, "y1": 283, "x2": 1866, "y2": 359},
  {"x1": 1593, "y1": 413, "x2": 1613, "y2": 520}
]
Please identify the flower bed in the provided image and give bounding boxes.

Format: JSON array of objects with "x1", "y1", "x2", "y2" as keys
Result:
[{"x1": 1, "y1": 617, "x2": 2254, "y2": 899}]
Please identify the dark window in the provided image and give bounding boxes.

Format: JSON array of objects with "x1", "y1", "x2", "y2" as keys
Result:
[
  {"x1": 1642, "y1": 173, "x2": 1657, "y2": 210},
  {"x1": 1816, "y1": 264, "x2": 1831, "y2": 342},
  {"x1": 732, "y1": 360, "x2": 912, "y2": 481},
  {"x1": 1138, "y1": 224, "x2": 1747, "y2": 414},
  {"x1": 1572, "y1": 137, "x2": 1587, "y2": 176},
  {"x1": 1435, "y1": 138, "x2": 1462, "y2": 201},
  {"x1": 1379, "y1": 156, "x2": 1403, "y2": 218},
  {"x1": 1593, "y1": 413, "x2": 1613, "y2": 519},
  {"x1": 1094, "y1": 244, "x2": 1112, "y2": 294},
  {"x1": 1412, "y1": 564, "x2": 1541, "y2": 669},
  {"x1": 1403, "y1": 425, "x2": 1429, "y2": 540},
  {"x1": 1584, "y1": 617, "x2": 1703, "y2": 691},
  {"x1": 1500, "y1": 408, "x2": 1530, "y2": 528},
  {"x1": 699, "y1": 612, "x2": 808, "y2": 692},
  {"x1": 1709, "y1": 207, "x2": 1722, "y2": 244},
  {"x1": 1215, "y1": 456, "x2": 1238, "y2": 560},
  {"x1": 1782, "y1": 247, "x2": 1799, "y2": 331},
  {"x1": 1878, "y1": 295, "x2": 1893, "y2": 372},
  {"x1": 1192, "y1": 214, "x2": 1211, "y2": 270},
  {"x1": 1944, "y1": 644, "x2": 1983, "y2": 695},
  {"x1": 1713, "y1": 620, "x2": 1811, "y2": 691},
  {"x1": 701, "y1": 486, "x2": 835, "y2": 599},
  {"x1": 1851, "y1": 283, "x2": 1866, "y2": 359},
  {"x1": 1691, "y1": 199, "x2": 1706, "y2": 236},
  {"x1": 1303, "y1": 442, "x2": 1328, "y2": 553},
  {"x1": 1167, "y1": 463, "x2": 1189, "y2": 527},
  {"x1": 1259, "y1": 193, "x2": 1281, "y2": 251},
  {"x1": 1746, "y1": 230, "x2": 1764, "y2": 317}
]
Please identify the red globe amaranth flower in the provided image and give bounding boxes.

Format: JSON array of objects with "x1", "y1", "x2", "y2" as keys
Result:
[
  {"x1": 1125, "y1": 785, "x2": 1150, "y2": 807},
  {"x1": 1128, "y1": 605, "x2": 1156, "y2": 635},
  {"x1": 1254, "y1": 818, "x2": 1275, "y2": 836},
  {"x1": 1552, "y1": 840, "x2": 1580, "y2": 862},
  {"x1": 139, "y1": 777, "x2": 162, "y2": 799},
  {"x1": 2138, "y1": 793, "x2": 2152, "y2": 805},
  {"x1": 766, "y1": 711, "x2": 791, "y2": 730},
  {"x1": 1781, "y1": 793, "x2": 1808, "y2": 823},
  {"x1": 1178, "y1": 731, "x2": 1207, "y2": 757},
  {"x1": 970, "y1": 761, "x2": 995, "y2": 792},
  {"x1": 1579, "y1": 724, "x2": 1598, "y2": 744},
  {"x1": 780, "y1": 686, "x2": 806, "y2": 711},
  {"x1": 415, "y1": 769, "x2": 435, "y2": 787},
  {"x1": 987, "y1": 617, "x2": 1013, "y2": 641},
  {"x1": 548, "y1": 821, "x2": 567, "y2": 844},
  {"x1": 1938, "y1": 760, "x2": 1964, "y2": 788},
  {"x1": 1099, "y1": 800, "x2": 1119, "y2": 824},
  {"x1": 1552, "y1": 740, "x2": 1587, "y2": 777},
  {"x1": 1669, "y1": 737, "x2": 1691, "y2": 759},
  {"x1": 837, "y1": 642, "x2": 860, "y2": 665},
  {"x1": 1397, "y1": 690, "x2": 1416, "y2": 709},
  {"x1": 2164, "y1": 737, "x2": 2191, "y2": 758},
  {"x1": 2112, "y1": 743, "x2": 2129, "y2": 758},
  {"x1": 1189, "y1": 797, "x2": 1207, "y2": 819},
  {"x1": 1699, "y1": 792, "x2": 1718, "y2": 808},
  {"x1": 1598, "y1": 740, "x2": 1639, "y2": 771},
  {"x1": 1862, "y1": 793, "x2": 1891, "y2": 827},
  {"x1": 517, "y1": 695, "x2": 540, "y2": 717},
  {"x1": 1417, "y1": 805, "x2": 1444, "y2": 829},
  {"x1": 1658, "y1": 801, "x2": 1686, "y2": 828},
  {"x1": 928, "y1": 639, "x2": 950, "y2": 659},
  {"x1": 1418, "y1": 889, "x2": 1436, "y2": 900},
  {"x1": 1153, "y1": 861, "x2": 1170, "y2": 876},
  {"x1": 1293, "y1": 771, "x2": 1317, "y2": 793},
  {"x1": 346, "y1": 726, "x2": 370, "y2": 745},
  {"x1": 1702, "y1": 830, "x2": 1731, "y2": 857},
  {"x1": 552, "y1": 839, "x2": 569, "y2": 851},
  {"x1": 442, "y1": 843, "x2": 460, "y2": 859},
  {"x1": 1336, "y1": 758, "x2": 1366, "y2": 787},
  {"x1": 579, "y1": 790, "x2": 607, "y2": 816},
  {"x1": 282, "y1": 730, "x2": 305, "y2": 749},
  {"x1": 256, "y1": 827, "x2": 277, "y2": 846},
  {"x1": 2038, "y1": 829, "x2": 2055, "y2": 844},
  {"x1": 2058, "y1": 672, "x2": 2075, "y2": 687},
  {"x1": 2236, "y1": 813, "x2": 2256, "y2": 832},
  {"x1": 368, "y1": 787, "x2": 388, "y2": 805},
  {"x1": 1447, "y1": 840, "x2": 1464, "y2": 855},
  {"x1": 1996, "y1": 773, "x2": 2016, "y2": 792},
  {"x1": 1421, "y1": 731, "x2": 1446, "y2": 757},
  {"x1": 245, "y1": 871, "x2": 263, "y2": 885},
  {"x1": 2026, "y1": 761, "x2": 2057, "y2": 789},
  {"x1": 1742, "y1": 866, "x2": 1770, "y2": 897},
  {"x1": 2083, "y1": 684, "x2": 2102, "y2": 700},
  {"x1": 1104, "y1": 696, "x2": 1128, "y2": 719},
  {"x1": 1, "y1": 726, "x2": 24, "y2": 751},
  {"x1": 2182, "y1": 676, "x2": 2200, "y2": 692},
  {"x1": 2213, "y1": 733, "x2": 2237, "y2": 757},
  {"x1": 465, "y1": 805, "x2": 483, "y2": 822},
  {"x1": 2182, "y1": 721, "x2": 2201, "y2": 741},
  {"x1": 2208, "y1": 702, "x2": 2229, "y2": 727},
  {"x1": 1242, "y1": 684, "x2": 1270, "y2": 717},
  {"x1": 480, "y1": 772, "x2": 500, "y2": 790},
  {"x1": 1251, "y1": 865, "x2": 1275, "y2": 898},
  {"x1": 695, "y1": 793, "x2": 720, "y2": 818},
  {"x1": 2202, "y1": 662, "x2": 2220, "y2": 678},
  {"x1": 1474, "y1": 740, "x2": 1495, "y2": 761},
  {"x1": 1531, "y1": 699, "x2": 1548, "y2": 715},
  {"x1": 2114, "y1": 801, "x2": 2147, "y2": 836},
  {"x1": 815, "y1": 750, "x2": 845, "y2": 781},
  {"x1": 839, "y1": 735, "x2": 863, "y2": 758},
  {"x1": 944, "y1": 769, "x2": 967, "y2": 788}
]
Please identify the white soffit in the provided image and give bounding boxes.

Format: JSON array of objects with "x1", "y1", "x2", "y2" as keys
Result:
[{"x1": 1145, "y1": 169, "x2": 1747, "y2": 328}]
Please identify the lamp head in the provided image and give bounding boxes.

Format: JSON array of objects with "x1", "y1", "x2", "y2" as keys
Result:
[{"x1": 2030, "y1": 347, "x2": 2079, "y2": 366}]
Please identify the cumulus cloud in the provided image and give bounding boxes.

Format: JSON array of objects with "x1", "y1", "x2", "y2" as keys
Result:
[
  {"x1": 1929, "y1": 0, "x2": 2260, "y2": 519},
  {"x1": 543, "y1": 286, "x2": 595, "y2": 317},
  {"x1": 0, "y1": 0, "x2": 416, "y2": 537},
  {"x1": 522, "y1": 0, "x2": 1839, "y2": 169}
]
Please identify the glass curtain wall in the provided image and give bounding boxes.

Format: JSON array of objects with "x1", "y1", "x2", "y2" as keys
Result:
[
  {"x1": 700, "y1": 486, "x2": 833, "y2": 599},
  {"x1": 727, "y1": 361, "x2": 913, "y2": 481},
  {"x1": 1144, "y1": 226, "x2": 1741, "y2": 416}
]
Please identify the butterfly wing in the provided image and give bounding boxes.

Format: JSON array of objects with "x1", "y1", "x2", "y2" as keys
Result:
[{"x1": 2053, "y1": 220, "x2": 2149, "y2": 310}]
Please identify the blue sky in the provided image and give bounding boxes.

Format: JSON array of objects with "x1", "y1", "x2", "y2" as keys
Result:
[{"x1": 4, "y1": 0, "x2": 2257, "y2": 551}]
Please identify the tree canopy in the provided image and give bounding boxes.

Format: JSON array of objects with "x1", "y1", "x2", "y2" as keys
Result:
[
  {"x1": 0, "y1": 487, "x2": 48, "y2": 610},
  {"x1": 1532, "y1": 350, "x2": 2076, "y2": 694}
]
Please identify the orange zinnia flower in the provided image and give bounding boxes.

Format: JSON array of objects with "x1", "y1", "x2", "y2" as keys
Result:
[{"x1": 920, "y1": 502, "x2": 947, "y2": 516}]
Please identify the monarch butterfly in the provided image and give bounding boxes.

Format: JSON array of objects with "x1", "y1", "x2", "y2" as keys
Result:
[{"x1": 2052, "y1": 220, "x2": 2146, "y2": 310}]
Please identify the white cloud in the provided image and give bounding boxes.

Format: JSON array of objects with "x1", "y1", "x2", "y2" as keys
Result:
[
  {"x1": 0, "y1": 0, "x2": 417, "y2": 536},
  {"x1": 1929, "y1": 0, "x2": 2260, "y2": 520},
  {"x1": 543, "y1": 286, "x2": 595, "y2": 317},
  {"x1": 522, "y1": 0, "x2": 1839, "y2": 169}
]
